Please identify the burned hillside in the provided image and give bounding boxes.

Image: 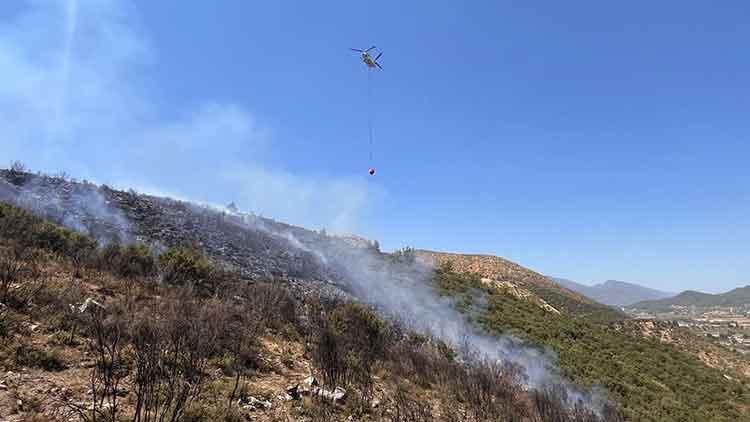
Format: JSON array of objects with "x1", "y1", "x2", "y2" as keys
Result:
[{"x1": 0, "y1": 168, "x2": 381, "y2": 292}]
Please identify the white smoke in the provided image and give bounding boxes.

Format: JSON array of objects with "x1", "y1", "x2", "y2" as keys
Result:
[
  {"x1": 219, "y1": 204, "x2": 607, "y2": 411},
  {"x1": 0, "y1": 0, "x2": 375, "y2": 234},
  {"x1": 319, "y1": 245, "x2": 607, "y2": 410},
  {"x1": 5, "y1": 173, "x2": 131, "y2": 243}
]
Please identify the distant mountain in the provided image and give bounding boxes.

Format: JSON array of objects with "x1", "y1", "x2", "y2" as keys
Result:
[
  {"x1": 630, "y1": 286, "x2": 750, "y2": 311},
  {"x1": 551, "y1": 278, "x2": 675, "y2": 307}
]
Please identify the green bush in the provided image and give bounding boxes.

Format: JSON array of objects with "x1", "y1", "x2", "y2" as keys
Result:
[
  {"x1": 158, "y1": 246, "x2": 215, "y2": 290},
  {"x1": 98, "y1": 242, "x2": 156, "y2": 278},
  {"x1": 13, "y1": 344, "x2": 66, "y2": 371},
  {"x1": 181, "y1": 402, "x2": 245, "y2": 422},
  {"x1": 0, "y1": 202, "x2": 97, "y2": 261}
]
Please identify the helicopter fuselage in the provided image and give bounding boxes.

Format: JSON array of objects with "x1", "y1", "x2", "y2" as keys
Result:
[
  {"x1": 353, "y1": 47, "x2": 381, "y2": 69},
  {"x1": 362, "y1": 54, "x2": 375, "y2": 68},
  {"x1": 361, "y1": 53, "x2": 377, "y2": 68}
]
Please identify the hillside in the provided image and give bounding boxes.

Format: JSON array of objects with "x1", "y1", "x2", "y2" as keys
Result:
[
  {"x1": 0, "y1": 169, "x2": 369, "y2": 295},
  {"x1": 612, "y1": 319, "x2": 750, "y2": 380},
  {"x1": 631, "y1": 286, "x2": 750, "y2": 311},
  {"x1": 417, "y1": 251, "x2": 625, "y2": 321},
  {"x1": 2, "y1": 168, "x2": 750, "y2": 421},
  {"x1": 434, "y1": 268, "x2": 750, "y2": 422},
  {"x1": 0, "y1": 170, "x2": 621, "y2": 323},
  {"x1": 552, "y1": 278, "x2": 675, "y2": 307},
  {"x1": 0, "y1": 201, "x2": 626, "y2": 422}
]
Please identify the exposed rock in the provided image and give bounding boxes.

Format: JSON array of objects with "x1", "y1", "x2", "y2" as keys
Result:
[
  {"x1": 73, "y1": 297, "x2": 105, "y2": 314},
  {"x1": 87, "y1": 402, "x2": 113, "y2": 411},
  {"x1": 481, "y1": 278, "x2": 561, "y2": 314},
  {"x1": 314, "y1": 386, "x2": 347, "y2": 404},
  {"x1": 295, "y1": 376, "x2": 346, "y2": 404},
  {"x1": 239, "y1": 396, "x2": 272, "y2": 411}
]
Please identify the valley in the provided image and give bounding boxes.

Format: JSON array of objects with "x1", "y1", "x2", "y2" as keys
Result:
[{"x1": 626, "y1": 299, "x2": 750, "y2": 355}]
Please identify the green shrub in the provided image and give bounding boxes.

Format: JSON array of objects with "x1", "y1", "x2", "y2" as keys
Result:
[
  {"x1": 390, "y1": 246, "x2": 417, "y2": 264},
  {"x1": 181, "y1": 402, "x2": 245, "y2": 422},
  {"x1": 0, "y1": 202, "x2": 97, "y2": 261},
  {"x1": 98, "y1": 242, "x2": 156, "y2": 279},
  {"x1": 13, "y1": 344, "x2": 66, "y2": 371},
  {"x1": 159, "y1": 247, "x2": 214, "y2": 289}
]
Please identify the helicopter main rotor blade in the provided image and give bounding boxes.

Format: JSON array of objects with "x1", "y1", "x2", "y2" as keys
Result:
[
  {"x1": 366, "y1": 46, "x2": 377, "y2": 52},
  {"x1": 375, "y1": 62, "x2": 383, "y2": 70},
  {"x1": 375, "y1": 51, "x2": 383, "y2": 61},
  {"x1": 351, "y1": 48, "x2": 364, "y2": 52}
]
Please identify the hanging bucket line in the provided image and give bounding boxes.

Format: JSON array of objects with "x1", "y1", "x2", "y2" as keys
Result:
[{"x1": 367, "y1": 68, "x2": 374, "y2": 164}]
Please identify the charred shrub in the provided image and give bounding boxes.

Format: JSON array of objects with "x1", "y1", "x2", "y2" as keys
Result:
[
  {"x1": 0, "y1": 313, "x2": 7, "y2": 338},
  {"x1": 385, "y1": 330, "x2": 456, "y2": 389},
  {"x1": 129, "y1": 291, "x2": 218, "y2": 422},
  {"x1": 242, "y1": 282, "x2": 298, "y2": 331},
  {"x1": 448, "y1": 360, "x2": 530, "y2": 422},
  {"x1": 386, "y1": 385, "x2": 433, "y2": 422},
  {"x1": 0, "y1": 246, "x2": 47, "y2": 310},
  {"x1": 0, "y1": 247, "x2": 25, "y2": 304},
  {"x1": 531, "y1": 385, "x2": 622, "y2": 422},
  {"x1": 309, "y1": 301, "x2": 388, "y2": 404},
  {"x1": 10, "y1": 160, "x2": 27, "y2": 174},
  {"x1": 60, "y1": 299, "x2": 130, "y2": 422}
]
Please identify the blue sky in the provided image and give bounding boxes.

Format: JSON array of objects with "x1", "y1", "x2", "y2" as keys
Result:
[{"x1": 1, "y1": 1, "x2": 748, "y2": 293}]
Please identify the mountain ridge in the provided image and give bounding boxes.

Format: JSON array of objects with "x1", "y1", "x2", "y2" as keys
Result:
[
  {"x1": 630, "y1": 285, "x2": 750, "y2": 311},
  {"x1": 552, "y1": 277, "x2": 675, "y2": 307}
]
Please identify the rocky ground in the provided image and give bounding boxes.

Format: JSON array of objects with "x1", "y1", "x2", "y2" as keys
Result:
[{"x1": 0, "y1": 256, "x2": 373, "y2": 422}]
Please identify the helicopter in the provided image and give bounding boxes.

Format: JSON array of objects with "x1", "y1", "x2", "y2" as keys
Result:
[{"x1": 351, "y1": 46, "x2": 383, "y2": 70}]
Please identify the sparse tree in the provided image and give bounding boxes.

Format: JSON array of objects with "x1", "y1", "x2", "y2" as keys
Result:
[
  {"x1": 9, "y1": 160, "x2": 26, "y2": 173},
  {"x1": 61, "y1": 300, "x2": 128, "y2": 422},
  {"x1": 130, "y1": 291, "x2": 217, "y2": 422}
]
